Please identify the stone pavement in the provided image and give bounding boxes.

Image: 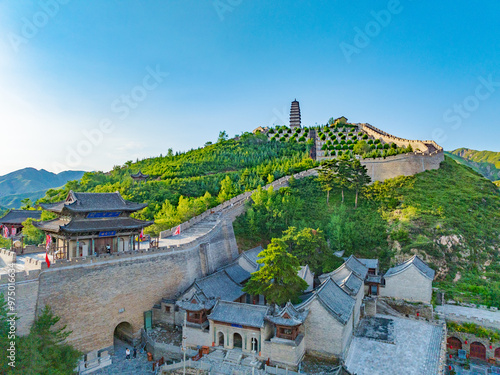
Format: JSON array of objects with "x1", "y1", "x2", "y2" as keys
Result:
[
  {"x1": 345, "y1": 314, "x2": 443, "y2": 375},
  {"x1": 94, "y1": 339, "x2": 155, "y2": 375},
  {"x1": 436, "y1": 304, "x2": 500, "y2": 327}
]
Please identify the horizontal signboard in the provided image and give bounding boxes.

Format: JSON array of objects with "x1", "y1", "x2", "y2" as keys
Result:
[
  {"x1": 87, "y1": 212, "x2": 121, "y2": 219},
  {"x1": 99, "y1": 231, "x2": 117, "y2": 237}
]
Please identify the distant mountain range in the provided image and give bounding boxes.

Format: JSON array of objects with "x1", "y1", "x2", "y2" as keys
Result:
[
  {"x1": 446, "y1": 149, "x2": 500, "y2": 185},
  {"x1": 0, "y1": 168, "x2": 85, "y2": 209}
]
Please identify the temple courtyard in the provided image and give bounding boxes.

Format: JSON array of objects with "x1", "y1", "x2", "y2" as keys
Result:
[{"x1": 345, "y1": 314, "x2": 443, "y2": 375}]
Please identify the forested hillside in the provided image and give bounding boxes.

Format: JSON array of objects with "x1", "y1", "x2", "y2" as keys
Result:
[
  {"x1": 234, "y1": 157, "x2": 500, "y2": 307},
  {"x1": 446, "y1": 148, "x2": 500, "y2": 183},
  {"x1": 39, "y1": 133, "x2": 316, "y2": 234}
]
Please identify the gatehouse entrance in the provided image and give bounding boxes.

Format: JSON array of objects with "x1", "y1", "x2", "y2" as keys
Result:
[{"x1": 233, "y1": 333, "x2": 243, "y2": 349}]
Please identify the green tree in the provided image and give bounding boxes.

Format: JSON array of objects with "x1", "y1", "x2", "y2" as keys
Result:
[
  {"x1": 349, "y1": 159, "x2": 371, "y2": 208},
  {"x1": 243, "y1": 239, "x2": 308, "y2": 305},
  {"x1": 281, "y1": 227, "x2": 331, "y2": 274},
  {"x1": 317, "y1": 159, "x2": 338, "y2": 205},
  {"x1": 217, "y1": 176, "x2": 239, "y2": 203},
  {"x1": 336, "y1": 156, "x2": 354, "y2": 203},
  {"x1": 21, "y1": 218, "x2": 45, "y2": 245},
  {"x1": 20, "y1": 199, "x2": 33, "y2": 210},
  {"x1": 353, "y1": 141, "x2": 371, "y2": 156}
]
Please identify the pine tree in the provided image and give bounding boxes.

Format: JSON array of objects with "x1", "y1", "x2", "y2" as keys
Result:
[
  {"x1": 317, "y1": 159, "x2": 338, "y2": 205},
  {"x1": 243, "y1": 239, "x2": 308, "y2": 305},
  {"x1": 350, "y1": 159, "x2": 371, "y2": 208}
]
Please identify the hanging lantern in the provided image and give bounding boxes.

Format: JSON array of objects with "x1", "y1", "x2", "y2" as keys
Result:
[
  {"x1": 490, "y1": 344, "x2": 493, "y2": 349},
  {"x1": 449, "y1": 354, "x2": 452, "y2": 359},
  {"x1": 417, "y1": 312, "x2": 420, "y2": 317},
  {"x1": 465, "y1": 339, "x2": 468, "y2": 344},
  {"x1": 449, "y1": 365, "x2": 452, "y2": 371}
]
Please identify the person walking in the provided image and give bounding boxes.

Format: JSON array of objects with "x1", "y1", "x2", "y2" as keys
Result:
[
  {"x1": 125, "y1": 348, "x2": 131, "y2": 360},
  {"x1": 133, "y1": 347, "x2": 137, "y2": 359}
]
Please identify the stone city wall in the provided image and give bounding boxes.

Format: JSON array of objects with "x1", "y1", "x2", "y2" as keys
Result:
[{"x1": 0, "y1": 219, "x2": 238, "y2": 353}]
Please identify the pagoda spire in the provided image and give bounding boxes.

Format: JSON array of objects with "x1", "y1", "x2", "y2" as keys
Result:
[{"x1": 289, "y1": 99, "x2": 301, "y2": 129}]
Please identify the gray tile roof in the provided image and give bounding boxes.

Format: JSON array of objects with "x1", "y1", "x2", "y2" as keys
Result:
[
  {"x1": 40, "y1": 191, "x2": 147, "y2": 213},
  {"x1": 208, "y1": 301, "x2": 270, "y2": 328},
  {"x1": 34, "y1": 217, "x2": 153, "y2": 233},
  {"x1": 344, "y1": 255, "x2": 369, "y2": 279},
  {"x1": 243, "y1": 246, "x2": 263, "y2": 266},
  {"x1": 357, "y1": 258, "x2": 379, "y2": 270},
  {"x1": 266, "y1": 302, "x2": 309, "y2": 327},
  {"x1": 384, "y1": 255, "x2": 435, "y2": 280},
  {"x1": 319, "y1": 264, "x2": 363, "y2": 296},
  {"x1": 298, "y1": 278, "x2": 355, "y2": 325},
  {"x1": 194, "y1": 270, "x2": 244, "y2": 302},
  {"x1": 222, "y1": 263, "x2": 252, "y2": 284},
  {"x1": 0, "y1": 210, "x2": 42, "y2": 225}
]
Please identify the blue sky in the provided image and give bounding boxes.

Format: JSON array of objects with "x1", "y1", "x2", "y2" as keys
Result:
[{"x1": 0, "y1": 0, "x2": 499, "y2": 175}]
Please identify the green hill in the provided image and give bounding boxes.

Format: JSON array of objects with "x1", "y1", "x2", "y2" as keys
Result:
[
  {"x1": 0, "y1": 168, "x2": 85, "y2": 208},
  {"x1": 446, "y1": 148, "x2": 500, "y2": 182},
  {"x1": 39, "y1": 133, "x2": 316, "y2": 233},
  {"x1": 37, "y1": 135, "x2": 500, "y2": 306},
  {"x1": 234, "y1": 156, "x2": 500, "y2": 307}
]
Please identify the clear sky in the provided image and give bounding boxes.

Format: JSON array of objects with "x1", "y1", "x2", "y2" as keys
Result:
[{"x1": 0, "y1": 0, "x2": 499, "y2": 175}]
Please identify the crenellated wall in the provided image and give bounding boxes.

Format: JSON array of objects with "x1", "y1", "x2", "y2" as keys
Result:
[{"x1": 0, "y1": 219, "x2": 239, "y2": 353}]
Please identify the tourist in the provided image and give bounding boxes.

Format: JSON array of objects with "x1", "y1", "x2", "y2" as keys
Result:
[
  {"x1": 125, "y1": 348, "x2": 130, "y2": 360},
  {"x1": 133, "y1": 347, "x2": 137, "y2": 358},
  {"x1": 106, "y1": 244, "x2": 111, "y2": 254}
]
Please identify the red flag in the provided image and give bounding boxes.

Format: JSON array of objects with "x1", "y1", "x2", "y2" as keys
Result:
[
  {"x1": 173, "y1": 225, "x2": 181, "y2": 236},
  {"x1": 139, "y1": 228, "x2": 144, "y2": 241},
  {"x1": 45, "y1": 235, "x2": 52, "y2": 268},
  {"x1": 3, "y1": 226, "x2": 9, "y2": 238}
]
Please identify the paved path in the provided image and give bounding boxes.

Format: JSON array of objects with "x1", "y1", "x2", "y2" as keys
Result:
[
  {"x1": 345, "y1": 314, "x2": 442, "y2": 375},
  {"x1": 436, "y1": 304, "x2": 500, "y2": 326},
  {"x1": 94, "y1": 339, "x2": 154, "y2": 375}
]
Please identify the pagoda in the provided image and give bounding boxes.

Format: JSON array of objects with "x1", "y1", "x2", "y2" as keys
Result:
[
  {"x1": 34, "y1": 191, "x2": 153, "y2": 260},
  {"x1": 289, "y1": 99, "x2": 301, "y2": 129}
]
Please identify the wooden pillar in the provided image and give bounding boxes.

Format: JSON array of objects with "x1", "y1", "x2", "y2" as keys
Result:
[{"x1": 92, "y1": 237, "x2": 95, "y2": 256}]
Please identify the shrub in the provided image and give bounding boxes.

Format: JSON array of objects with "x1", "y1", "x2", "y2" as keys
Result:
[
  {"x1": 269, "y1": 128, "x2": 275, "y2": 134},
  {"x1": 298, "y1": 136, "x2": 306, "y2": 142},
  {"x1": 363, "y1": 134, "x2": 369, "y2": 140},
  {"x1": 280, "y1": 136, "x2": 286, "y2": 142},
  {"x1": 321, "y1": 144, "x2": 327, "y2": 150}
]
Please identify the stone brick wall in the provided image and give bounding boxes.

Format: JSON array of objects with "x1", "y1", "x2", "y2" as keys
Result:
[
  {"x1": 302, "y1": 299, "x2": 353, "y2": 358},
  {"x1": 380, "y1": 265, "x2": 433, "y2": 303},
  {"x1": 0, "y1": 217, "x2": 238, "y2": 353},
  {"x1": 362, "y1": 152, "x2": 444, "y2": 182}
]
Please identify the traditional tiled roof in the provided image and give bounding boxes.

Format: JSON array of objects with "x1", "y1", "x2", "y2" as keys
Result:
[
  {"x1": 318, "y1": 257, "x2": 365, "y2": 296},
  {"x1": 191, "y1": 270, "x2": 244, "y2": 302},
  {"x1": 221, "y1": 263, "x2": 252, "y2": 284},
  {"x1": 176, "y1": 299, "x2": 217, "y2": 312},
  {"x1": 33, "y1": 217, "x2": 153, "y2": 234},
  {"x1": 366, "y1": 275, "x2": 382, "y2": 284},
  {"x1": 40, "y1": 191, "x2": 147, "y2": 213},
  {"x1": 344, "y1": 255, "x2": 369, "y2": 279},
  {"x1": 242, "y1": 246, "x2": 263, "y2": 266},
  {"x1": 297, "y1": 278, "x2": 355, "y2": 325},
  {"x1": 266, "y1": 302, "x2": 309, "y2": 327},
  {"x1": 297, "y1": 264, "x2": 313, "y2": 280},
  {"x1": 208, "y1": 301, "x2": 270, "y2": 328},
  {"x1": 130, "y1": 171, "x2": 149, "y2": 179},
  {"x1": 357, "y1": 258, "x2": 379, "y2": 270},
  {"x1": 0, "y1": 210, "x2": 42, "y2": 225},
  {"x1": 384, "y1": 255, "x2": 435, "y2": 280}
]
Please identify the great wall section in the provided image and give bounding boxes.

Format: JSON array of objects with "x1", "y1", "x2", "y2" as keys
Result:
[{"x1": 0, "y1": 123, "x2": 444, "y2": 355}]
